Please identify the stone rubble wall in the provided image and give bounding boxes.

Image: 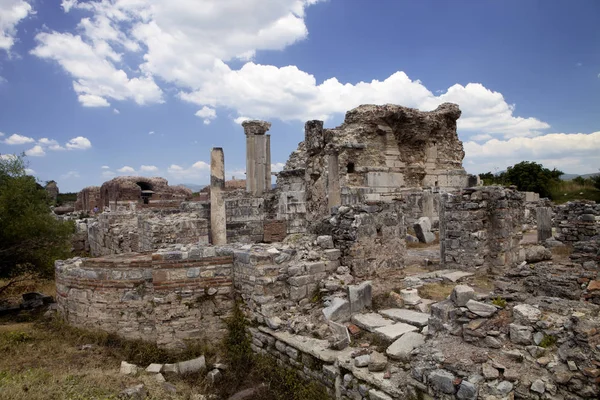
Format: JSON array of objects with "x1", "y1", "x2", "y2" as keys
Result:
[
  {"x1": 233, "y1": 243, "x2": 341, "y2": 323},
  {"x1": 318, "y1": 202, "x2": 406, "y2": 289},
  {"x1": 553, "y1": 201, "x2": 600, "y2": 243},
  {"x1": 274, "y1": 169, "x2": 308, "y2": 234},
  {"x1": 88, "y1": 213, "x2": 140, "y2": 256},
  {"x1": 55, "y1": 246, "x2": 234, "y2": 349},
  {"x1": 440, "y1": 186, "x2": 525, "y2": 271},
  {"x1": 138, "y1": 214, "x2": 209, "y2": 251},
  {"x1": 523, "y1": 198, "x2": 552, "y2": 229}
]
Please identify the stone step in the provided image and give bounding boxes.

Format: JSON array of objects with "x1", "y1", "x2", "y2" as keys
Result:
[
  {"x1": 374, "y1": 322, "x2": 419, "y2": 341},
  {"x1": 379, "y1": 308, "x2": 429, "y2": 328},
  {"x1": 386, "y1": 331, "x2": 426, "y2": 361},
  {"x1": 351, "y1": 313, "x2": 394, "y2": 332}
]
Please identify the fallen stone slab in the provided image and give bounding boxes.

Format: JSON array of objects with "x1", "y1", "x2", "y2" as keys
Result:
[
  {"x1": 414, "y1": 217, "x2": 435, "y2": 243},
  {"x1": 162, "y1": 363, "x2": 178, "y2": 373},
  {"x1": 177, "y1": 355, "x2": 206, "y2": 374},
  {"x1": 442, "y1": 271, "x2": 474, "y2": 283},
  {"x1": 379, "y1": 308, "x2": 429, "y2": 328},
  {"x1": 385, "y1": 331, "x2": 425, "y2": 361},
  {"x1": 329, "y1": 320, "x2": 350, "y2": 350},
  {"x1": 145, "y1": 363, "x2": 163, "y2": 374},
  {"x1": 509, "y1": 324, "x2": 533, "y2": 345},
  {"x1": 207, "y1": 368, "x2": 222, "y2": 385},
  {"x1": 120, "y1": 361, "x2": 138, "y2": 375},
  {"x1": 351, "y1": 313, "x2": 394, "y2": 332},
  {"x1": 466, "y1": 299, "x2": 497, "y2": 317},
  {"x1": 259, "y1": 326, "x2": 339, "y2": 363},
  {"x1": 525, "y1": 245, "x2": 552, "y2": 263},
  {"x1": 368, "y1": 389, "x2": 393, "y2": 400},
  {"x1": 322, "y1": 297, "x2": 351, "y2": 321},
  {"x1": 375, "y1": 323, "x2": 419, "y2": 341}
]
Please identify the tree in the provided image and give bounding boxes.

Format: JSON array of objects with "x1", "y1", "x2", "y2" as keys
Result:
[
  {"x1": 0, "y1": 154, "x2": 74, "y2": 294},
  {"x1": 502, "y1": 161, "x2": 563, "y2": 198},
  {"x1": 591, "y1": 174, "x2": 600, "y2": 191}
]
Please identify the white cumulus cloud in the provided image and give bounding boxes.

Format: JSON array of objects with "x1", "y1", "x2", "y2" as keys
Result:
[
  {"x1": 0, "y1": 0, "x2": 33, "y2": 52},
  {"x1": 101, "y1": 165, "x2": 110, "y2": 169},
  {"x1": 167, "y1": 161, "x2": 210, "y2": 181},
  {"x1": 4, "y1": 133, "x2": 34, "y2": 145},
  {"x1": 117, "y1": 166, "x2": 135, "y2": 173},
  {"x1": 464, "y1": 131, "x2": 600, "y2": 175},
  {"x1": 271, "y1": 162, "x2": 285, "y2": 172},
  {"x1": 140, "y1": 165, "x2": 158, "y2": 172},
  {"x1": 195, "y1": 106, "x2": 217, "y2": 125},
  {"x1": 25, "y1": 145, "x2": 45, "y2": 157},
  {"x1": 66, "y1": 136, "x2": 92, "y2": 150},
  {"x1": 39, "y1": 138, "x2": 66, "y2": 151}
]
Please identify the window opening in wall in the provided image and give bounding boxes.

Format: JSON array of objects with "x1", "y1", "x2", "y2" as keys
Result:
[
  {"x1": 347, "y1": 162, "x2": 355, "y2": 173},
  {"x1": 137, "y1": 182, "x2": 154, "y2": 205}
]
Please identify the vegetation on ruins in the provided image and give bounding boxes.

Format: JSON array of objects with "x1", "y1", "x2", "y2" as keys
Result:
[
  {"x1": 479, "y1": 161, "x2": 563, "y2": 198},
  {"x1": 0, "y1": 154, "x2": 74, "y2": 294}
]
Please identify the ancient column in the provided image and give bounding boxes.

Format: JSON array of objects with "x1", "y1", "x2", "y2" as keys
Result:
[
  {"x1": 327, "y1": 152, "x2": 341, "y2": 212},
  {"x1": 210, "y1": 148, "x2": 227, "y2": 245},
  {"x1": 242, "y1": 120, "x2": 272, "y2": 196},
  {"x1": 537, "y1": 207, "x2": 552, "y2": 243}
]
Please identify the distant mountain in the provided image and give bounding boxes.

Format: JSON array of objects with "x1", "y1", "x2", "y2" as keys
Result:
[
  {"x1": 560, "y1": 173, "x2": 600, "y2": 181},
  {"x1": 180, "y1": 183, "x2": 206, "y2": 192}
]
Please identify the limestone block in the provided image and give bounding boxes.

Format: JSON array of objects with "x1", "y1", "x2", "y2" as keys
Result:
[
  {"x1": 375, "y1": 322, "x2": 418, "y2": 341},
  {"x1": 317, "y1": 235, "x2": 334, "y2": 249},
  {"x1": 119, "y1": 384, "x2": 146, "y2": 399},
  {"x1": 351, "y1": 313, "x2": 394, "y2": 332},
  {"x1": 368, "y1": 351, "x2": 387, "y2": 372},
  {"x1": 524, "y1": 245, "x2": 552, "y2": 263},
  {"x1": 465, "y1": 300, "x2": 497, "y2": 317},
  {"x1": 512, "y1": 304, "x2": 541, "y2": 324},
  {"x1": 456, "y1": 381, "x2": 478, "y2": 400},
  {"x1": 379, "y1": 309, "x2": 429, "y2": 327},
  {"x1": 451, "y1": 285, "x2": 475, "y2": 307},
  {"x1": 120, "y1": 361, "x2": 139, "y2": 375},
  {"x1": 322, "y1": 297, "x2": 351, "y2": 321},
  {"x1": 386, "y1": 331, "x2": 425, "y2": 361},
  {"x1": 145, "y1": 363, "x2": 163, "y2": 374},
  {"x1": 429, "y1": 369, "x2": 456, "y2": 394},
  {"x1": 348, "y1": 281, "x2": 372, "y2": 313},
  {"x1": 509, "y1": 324, "x2": 533, "y2": 345}
]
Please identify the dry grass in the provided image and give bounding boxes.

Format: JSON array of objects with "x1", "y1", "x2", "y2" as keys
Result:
[
  {"x1": 471, "y1": 275, "x2": 494, "y2": 293},
  {"x1": 0, "y1": 318, "x2": 216, "y2": 400},
  {"x1": 417, "y1": 282, "x2": 454, "y2": 301},
  {"x1": 0, "y1": 278, "x2": 56, "y2": 305}
]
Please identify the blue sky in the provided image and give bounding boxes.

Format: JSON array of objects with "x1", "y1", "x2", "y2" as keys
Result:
[{"x1": 0, "y1": 0, "x2": 599, "y2": 192}]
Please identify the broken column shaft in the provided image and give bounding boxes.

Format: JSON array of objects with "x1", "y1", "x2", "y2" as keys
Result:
[
  {"x1": 242, "y1": 120, "x2": 272, "y2": 196},
  {"x1": 210, "y1": 148, "x2": 227, "y2": 245}
]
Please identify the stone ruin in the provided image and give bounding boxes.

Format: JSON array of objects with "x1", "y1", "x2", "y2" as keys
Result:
[{"x1": 55, "y1": 103, "x2": 600, "y2": 399}]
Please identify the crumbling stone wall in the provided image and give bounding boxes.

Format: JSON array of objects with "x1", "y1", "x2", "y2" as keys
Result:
[
  {"x1": 55, "y1": 246, "x2": 234, "y2": 349},
  {"x1": 75, "y1": 186, "x2": 101, "y2": 212},
  {"x1": 99, "y1": 176, "x2": 192, "y2": 210},
  {"x1": 554, "y1": 201, "x2": 600, "y2": 243},
  {"x1": 88, "y1": 213, "x2": 139, "y2": 256},
  {"x1": 317, "y1": 202, "x2": 406, "y2": 288},
  {"x1": 138, "y1": 213, "x2": 209, "y2": 251},
  {"x1": 274, "y1": 169, "x2": 307, "y2": 234},
  {"x1": 440, "y1": 186, "x2": 525, "y2": 270}
]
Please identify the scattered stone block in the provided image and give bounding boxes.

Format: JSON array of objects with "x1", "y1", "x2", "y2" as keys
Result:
[
  {"x1": 386, "y1": 331, "x2": 425, "y2": 361},
  {"x1": 207, "y1": 369, "x2": 222, "y2": 385},
  {"x1": 322, "y1": 297, "x2": 351, "y2": 321},
  {"x1": 379, "y1": 308, "x2": 429, "y2": 327},
  {"x1": 119, "y1": 384, "x2": 146, "y2": 399},
  {"x1": 524, "y1": 245, "x2": 552, "y2": 263},
  {"x1": 145, "y1": 363, "x2": 163, "y2": 374},
  {"x1": 354, "y1": 354, "x2": 370, "y2": 367},
  {"x1": 509, "y1": 324, "x2": 533, "y2": 345},
  {"x1": 368, "y1": 351, "x2": 387, "y2": 372},
  {"x1": 162, "y1": 363, "x2": 178, "y2": 373},
  {"x1": 348, "y1": 281, "x2": 372, "y2": 313},
  {"x1": 317, "y1": 235, "x2": 334, "y2": 249},
  {"x1": 429, "y1": 369, "x2": 456, "y2": 394},
  {"x1": 120, "y1": 361, "x2": 138, "y2": 375},
  {"x1": 375, "y1": 323, "x2": 419, "y2": 341},
  {"x1": 513, "y1": 304, "x2": 541, "y2": 325},
  {"x1": 266, "y1": 316, "x2": 282, "y2": 330},
  {"x1": 465, "y1": 299, "x2": 497, "y2": 317},
  {"x1": 495, "y1": 381, "x2": 513, "y2": 396},
  {"x1": 177, "y1": 355, "x2": 206, "y2": 374},
  {"x1": 456, "y1": 380, "x2": 478, "y2": 400},
  {"x1": 414, "y1": 217, "x2": 435, "y2": 244},
  {"x1": 351, "y1": 313, "x2": 394, "y2": 332},
  {"x1": 329, "y1": 320, "x2": 350, "y2": 350},
  {"x1": 482, "y1": 363, "x2": 499, "y2": 380},
  {"x1": 451, "y1": 285, "x2": 475, "y2": 307},
  {"x1": 442, "y1": 271, "x2": 474, "y2": 283},
  {"x1": 155, "y1": 373, "x2": 166, "y2": 383}
]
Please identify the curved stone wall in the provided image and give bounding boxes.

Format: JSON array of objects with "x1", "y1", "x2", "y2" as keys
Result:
[{"x1": 55, "y1": 247, "x2": 234, "y2": 349}]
